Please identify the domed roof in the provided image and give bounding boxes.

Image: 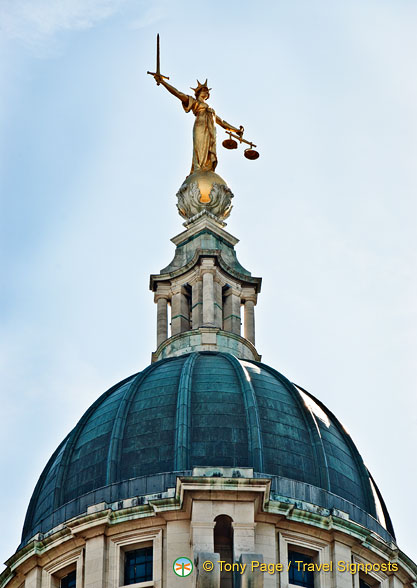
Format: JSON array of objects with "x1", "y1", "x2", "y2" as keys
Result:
[{"x1": 22, "y1": 352, "x2": 394, "y2": 545}]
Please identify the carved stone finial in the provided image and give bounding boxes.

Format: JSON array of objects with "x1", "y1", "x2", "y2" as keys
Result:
[{"x1": 176, "y1": 170, "x2": 234, "y2": 222}]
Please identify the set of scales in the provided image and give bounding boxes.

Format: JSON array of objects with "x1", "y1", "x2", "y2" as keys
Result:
[{"x1": 147, "y1": 35, "x2": 259, "y2": 221}]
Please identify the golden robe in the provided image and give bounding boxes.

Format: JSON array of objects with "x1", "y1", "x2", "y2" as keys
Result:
[{"x1": 183, "y1": 96, "x2": 217, "y2": 173}]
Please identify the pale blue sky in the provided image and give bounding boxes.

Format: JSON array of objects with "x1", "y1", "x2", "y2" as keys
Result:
[{"x1": 1, "y1": 0, "x2": 416, "y2": 569}]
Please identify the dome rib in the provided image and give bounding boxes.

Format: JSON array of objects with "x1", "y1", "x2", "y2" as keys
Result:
[
  {"x1": 367, "y1": 469, "x2": 395, "y2": 538},
  {"x1": 292, "y1": 383, "x2": 332, "y2": 491},
  {"x1": 174, "y1": 353, "x2": 198, "y2": 470},
  {"x1": 220, "y1": 354, "x2": 264, "y2": 472},
  {"x1": 106, "y1": 363, "x2": 161, "y2": 484},
  {"x1": 22, "y1": 435, "x2": 69, "y2": 541},
  {"x1": 255, "y1": 363, "x2": 332, "y2": 491},
  {"x1": 295, "y1": 384, "x2": 377, "y2": 518},
  {"x1": 53, "y1": 374, "x2": 137, "y2": 509}
]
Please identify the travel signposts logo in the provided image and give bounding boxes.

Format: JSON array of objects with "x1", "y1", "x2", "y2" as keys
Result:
[{"x1": 173, "y1": 557, "x2": 193, "y2": 577}]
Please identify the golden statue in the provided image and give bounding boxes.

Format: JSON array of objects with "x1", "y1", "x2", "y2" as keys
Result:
[
  {"x1": 148, "y1": 35, "x2": 258, "y2": 176},
  {"x1": 152, "y1": 75, "x2": 243, "y2": 174},
  {"x1": 147, "y1": 35, "x2": 258, "y2": 221}
]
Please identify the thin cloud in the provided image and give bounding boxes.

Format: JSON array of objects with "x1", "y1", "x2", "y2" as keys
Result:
[
  {"x1": 129, "y1": 0, "x2": 171, "y2": 30},
  {"x1": 0, "y1": 0, "x2": 127, "y2": 42}
]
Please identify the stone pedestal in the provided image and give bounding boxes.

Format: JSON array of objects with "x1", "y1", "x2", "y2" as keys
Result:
[
  {"x1": 236, "y1": 553, "x2": 264, "y2": 588},
  {"x1": 176, "y1": 170, "x2": 233, "y2": 221},
  {"x1": 195, "y1": 552, "x2": 221, "y2": 588},
  {"x1": 152, "y1": 327, "x2": 261, "y2": 363}
]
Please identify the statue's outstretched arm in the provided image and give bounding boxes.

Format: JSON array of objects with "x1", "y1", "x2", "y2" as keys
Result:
[
  {"x1": 153, "y1": 74, "x2": 189, "y2": 105},
  {"x1": 215, "y1": 115, "x2": 244, "y2": 137}
]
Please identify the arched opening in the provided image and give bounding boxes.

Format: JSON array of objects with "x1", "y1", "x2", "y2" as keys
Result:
[{"x1": 214, "y1": 515, "x2": 234, "y2": 588}]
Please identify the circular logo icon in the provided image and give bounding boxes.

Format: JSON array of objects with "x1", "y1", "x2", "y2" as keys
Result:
[{"x1": 173, "y1": 556, "x2": 193, "y2": 577}]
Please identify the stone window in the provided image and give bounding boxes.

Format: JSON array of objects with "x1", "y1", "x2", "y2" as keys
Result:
[
  {"x1": 352, "y1": 555, "x2": 387, "y2": 588},
  {"x1": 288, "y1": 550, "x2": 315, "y2": 588},
  {"x1": 60, "y1": 570, "x2": 76, "y2": 588},
  {"x1": 124, "y1": 546, "x2": 153, "y2": 585},
  {"x1": 110, "y1": 529, "x2": 162, "y2": 588},
  {"x1": 358, "y1": 574, "x2": 381, "y2": 588},
  {"x1": 50, "y1": 564, "x2": 78, "y2": 588},
  {"x1": 279, "y1": 530, "x2": 330, "y2": 588},
  {"x1": 42, "y1": 549, "x2": 82, "y2": 588}
]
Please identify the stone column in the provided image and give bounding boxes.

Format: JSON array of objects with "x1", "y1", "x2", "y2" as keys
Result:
[
  {"x1": 389, "y1": 576, "x2": 403, "y2": 588},
  {"x1": 255, "y1": 522, "x2": 276, "y2": 588},
  {"x1": 171, "y1": 286, "x2": 190, "y2": 335},
  {"x1": 214, "y1": 280, "x2": 223, "y2": 328},
  {"x1": 191, "y1": 279, "x2": 203, "y2": 329},
  {"x1": 153, "y1": 529, "x2": 163, "y2": 588},
  {"x1": 84, "y1": 535, "x2": 106, "y2": 588},
  {"x1": 232, "y1": 522, "x2": 256, "y2": 560},
  {"x1": 331, "y1": 540, "x2": 352, "y2": 588},
  {"x1": 191, "y1": 521, "x2": 217, "y2": 553},
  {"x1": 166, "y1": 520, "x2": 193, "y2": 587},
  {"x1": 156, "y1": 296, "x2": 168, "y2": 347},
  {"x1": 223, "y1": 289, "x2": 241, "y2": 335},
  {"x1": 244, "y1": 300, "x2": 256, "y2": 345},
  {"x1": 25, "y1": 567, "x2": 41, "y2": 588},
  {"x1": 202, "y1": 272, "x2": 215, "y2": 326}
]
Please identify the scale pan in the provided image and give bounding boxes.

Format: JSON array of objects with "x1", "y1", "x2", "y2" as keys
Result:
[
  {"x1": 223, "y1": 138, "x2": 238, "y2": 150},
  {"x1": 244, "y1": 148, "x2": 259, "y2": 160}
]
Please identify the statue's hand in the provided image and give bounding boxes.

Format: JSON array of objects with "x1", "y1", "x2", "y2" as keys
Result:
[
  {"x1": 154, "y1": 73, "x2": 163, "y2": 85},
  {"x1": 237, "y1": 125, "x2": 244, "y2": 137}
]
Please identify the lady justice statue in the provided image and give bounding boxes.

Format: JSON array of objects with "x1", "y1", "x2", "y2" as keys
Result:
[
  {"x1": 152, "y1": 75, "x2": 243, "y2": 174},
  {"x1": 148, "y1": 35, "x2": 258, "y2": 222}
]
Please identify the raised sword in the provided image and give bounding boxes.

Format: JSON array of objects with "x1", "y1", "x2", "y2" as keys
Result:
[{"x1": 147, "y1": 34, "x2": 169, "y2": 85}]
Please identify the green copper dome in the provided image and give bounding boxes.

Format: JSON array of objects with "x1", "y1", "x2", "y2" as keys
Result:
[{"x1": 22, "y1": 352, "x2": 394, "y2": 546}]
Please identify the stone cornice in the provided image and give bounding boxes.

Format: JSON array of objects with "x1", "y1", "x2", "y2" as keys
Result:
[
  {"x1": 2, "y1": 476, "x2": 416, "y2": 588},
  {"x1": 150, "y1": 248, "x2": 262, "y2": 292},
  {"x1": 172, "y1": 214, "x2": 239, "y2": 248}
]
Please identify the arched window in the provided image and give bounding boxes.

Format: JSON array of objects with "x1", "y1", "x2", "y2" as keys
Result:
[{"x1": 214, "y1": 515, "x2": 234, "y2": 588}]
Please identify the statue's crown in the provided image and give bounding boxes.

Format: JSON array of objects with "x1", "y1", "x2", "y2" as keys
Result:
[{"x1": 191, "y1": 79, "x2": 212, "y2": 95}]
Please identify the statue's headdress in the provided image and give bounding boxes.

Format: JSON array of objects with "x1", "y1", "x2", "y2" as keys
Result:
[{"x1": 191, "y1": 79, "x2": 211, "y2": 96}]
